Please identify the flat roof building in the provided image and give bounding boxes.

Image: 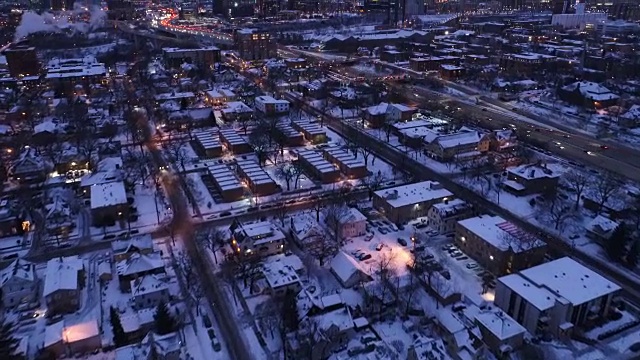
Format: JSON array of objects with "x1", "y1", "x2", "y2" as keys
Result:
[
  {"x1": 495, "y1": 257, "x2": 621, "y2": 339},
  {"x1": 373, "y1": 181, "x2": 453, "y2": 224}
]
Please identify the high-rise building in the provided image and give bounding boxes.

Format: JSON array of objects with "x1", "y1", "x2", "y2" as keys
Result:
[
  {"x1": 214, "y1": 0, "x2": 255, "y2": 18},
  {"x1": 50, "y1": 0, "x2": 75, "y2": 10},
  {"x1": 234, "y1": 29, "x2": 277, "y2": 61},
  {"x1": 365, "y1": 0, "x2": 423, "y2": 25},
  {"x1": 3, "y1": 44, "x2": 40, "y2": 77}
]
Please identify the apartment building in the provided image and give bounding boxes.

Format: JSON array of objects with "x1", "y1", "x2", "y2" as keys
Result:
[
  {"x1": 231, "y1": 220, "x2": 286, "y2": 257},
  {"x1": 373, "y1": 181, "x2": 453, "y2": 224},
  {"x1": 495, "y1": 257, "x2": 621, "y2": 338},
  {"x1": 455, "y1": 215, "x2": 547, "y2": 275},
  {"x1": 427, "y1": 199, "x2": 475, "y2": 234}
]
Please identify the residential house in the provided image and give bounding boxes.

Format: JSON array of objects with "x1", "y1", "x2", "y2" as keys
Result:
[
  {"x1": 115, "y1": 332, "x2": 182, "y2": 360},
  {"x1": 255, "y1": 96, "x2": 289, "y2": 115},
  {"x1": 455, "y1": 215, "x2": 547, "y2": 275},
  {"x1": 0, "y1": 200, "x2": 28, "y2": 238},
  {"x1": 0, "y1": 259, "x2": 38, "y2": 308},
  {"x1": 116, "y1": 252, "x2": 165, "y2": 292},
  {"x1": 325, "y1": 207, "x2": 367, "y2": 240},
  {"x1": 427, "y1": 199, "x2": 475, "y2": 234},
  {"x1": 330, "y1": 251, "x2": 372, "y2": 288},
  {"x1": 558, "y1": 81, "x2": 619, "y2": 109},
  {"x1": 44, "y1": 256, "x2": 85, "y2": 315},
  {"x1": 373, "y1": 181, "x2": 453, "y2": 224},
  {"x1": 220, "y1": 101, "x2": 253, "y2": 122},
  {"x1": 90, "y1": 181, "x2": 128, "y2": 226},
  {"x1": 586, "y1": 215, "x2": 619, "y2": 244},
  {"x1": 364, "y1": 102, "x2": 388, "y2": 128},
  {"x1": 131, "y1": 275, "x2": 170, "y2": 309},
  {"x1": 494, "y1": 257, "x2": 621, "y2": 338},
  {"x1": 290, "y1": 214, "x2": 326, "y2": 249},
  {"x1": 11, "y1": 148, "x2": 47, "y2": 184},
  {"x1": 504, "y1": 163, "x2": 562, "y2": 195},
  {"x1": 287, "y1": 294, "x2": 356, "y2": 360},
  {"x1": 111, "y1": 234, "x2": 155, "y2": 262},
  {"x1": 475, "y1": 310, "x2": 525, "y2": 357},
  {"x1": 261, "y1": 260, "x2": 302, "y2": 296},
  {"x1": 205, "y1": 89, "x2": 236, "y2": 105},
  {"x1": 231, "y1": 220, "x2": 286, "y2": 257},
  {"x1": 407, "y1": 335, "x2": 450, "y2": 360},
  {"x1": 44, "y1": 320, "x2": 101, "y2": 357},
  {"x1": 619, "y1": 105, "x2": 640, "y2": 128},
  {"x1": 45, "y1": 195, "x2": 72, "y2": 237},
  {"x1": 423, "y1": 128, "x2": 490, "y2": 162},
  {"x1": 387, "y1": 103, "x2": 417, "y2": 122},
  {"x1": 490, "y1": 129, "x2": 518, "y2": 152}
]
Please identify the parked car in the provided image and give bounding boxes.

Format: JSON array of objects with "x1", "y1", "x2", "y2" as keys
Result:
[
  {"x1": 466, "y1": 263, "x2": 478, "y2": 269},
  {"x1": 375, "y1": 243, "x2": 384, "y2": 251},
  {"x1": 440, "y1": 270, "x2": 451, "y2": 280},
  {"x1": 359, "y1": 254, "x2": 372, "y2": 261},
  {"x1": 212, "y1": 338, "x2": 221, "y2": 352},
  {"x1": 456, "y1": 256, "x2": 469, "y2": 261},
  {"x1": 397, "y1": 238, "x2": 408, "y2": 246},
  {"x1": 351, "y1": 250, "x2": 364, "y2": 258},
  {"x1": 202, "y1": 315, "x2": 212, "y2": 328},
  {"x1": 441, "y1": 244, "x2": 454, "y2": 251},
  {"x1": 378, "y1": 227, "x2": 389, "y2": 234}
]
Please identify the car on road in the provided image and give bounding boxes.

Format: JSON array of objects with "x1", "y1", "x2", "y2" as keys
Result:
[
  {"x1": 260, "y1": 204, "x2": 272, "y2": 209},
  {"x1": 247, "y1": 207, "x2": 258, "y2": 212},
  {"x1": 202, "y1": 315, "x2": 212, "y2": 328},
  {"x1": 481, "y1": 108, "x2": 487, "y2": 111},
  {"x1": 397, "y1": 238, "x2": 408, "y2": 246},
  {"x1": 285, "y1": 199, "x2": 296, "y2": 204},
  {"x1": 600, "y1": 145, "x2": 609, "y2": 150},
  {"x1": 563, "y1": 134, "x2": 571, "y2": 138},
  {"x1": 584, "y1": 150, "x2": 595, "y2": 155}
]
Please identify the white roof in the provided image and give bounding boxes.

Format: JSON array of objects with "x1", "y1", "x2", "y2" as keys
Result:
[
  {"x1": 131, "y1": 275, "x2": 168, "y2": 297},
  {"x1": 44, "y1": 320, "x2": 65, "y2": 348},
  {"x1": 457, "y1": 215, "x2": 545, "y2": 253},
  {"x1": 255, "y1": 95, "x2": 289, "y2": 105},
  {"x1": 507, "y1": 163, "x2": 562, "y2": 180},
  {"x1": 339, "y1": 208, "x2": 367, "y2": 225},
  {"x1": 0, "y1": 259, "x2": 35, "y2": 287},
  {"x1": 262, "y1": 261, "x2": 300, "y2": 290},
  {"x1": 63, "y1": 320, "x2": 100, "y2": 343},
  {"x1": 237, "y1": 221, "x2": 286, "y2": 246},
  {"x1": 475, "y1": 310, "x2": 525, "y2": 341},
  {"x1": 374, "y1": 181, "x2": 452, "y2": 208},
  {"x1": 330, "y1": 251, "x2": 369, "y2": 284},
  {"x1": 116, "y1": 252, "x2": 164, "y2": 277},
  {"x1": 587, "y1": 215, "x2": 618, "y2": 236},
  {"x1": 44, "y1": 256, "x2": 83, "y2": 296},
  {"x1": 516, "y1": 257, "x2": 621, "y2": 306},
  {"x1": 499, "y1": 274, "x2": 557, "y2": 311},
  {"x1": 562, "y1": 81, "x2": 619, "y2": 101},
  {"x1": 90, "y1": 181, "x2": 127, "y2": 209},
  {"x1": 365, "y1": 102, "x2": 388, "y2": 116}
]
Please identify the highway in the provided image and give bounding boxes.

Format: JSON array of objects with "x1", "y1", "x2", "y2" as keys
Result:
[{"x1": 325, "y1": 58, "x2": 640, "y2": 182}]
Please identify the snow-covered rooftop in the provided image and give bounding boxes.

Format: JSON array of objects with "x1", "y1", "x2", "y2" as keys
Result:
[
  {"x1": 562, "y1": 81, "x2": 619, "y2": 101},
  {"x1": 374, "y1": 181, "x2": 452, "y2": 208},
  {"x1": 262, "y1": 260, "x2": 300, "y2": 290},
  {"x1": 43, "y1": 256, "x2": 83, "y2": 297},
  {"x1": 116, "y1": 252, "x2": 164, "y2": 277},
  {"x1": 330, "y1": 251, "x2": 370, "y2": 284},
  {"x1": 63, "y1": 320, "x2": 100, "y2": 343},
  {"x1": 90, "y1": 181, "x2": 127, "y2": 209},
  {"x1": 0, "y1": 259, "x2": 35, "y2": 287},
  {"x1": 507, "y1": 163, "x2": 562, "y2": 180},
  {"x1": 501, "y1": 257, "x2": 621, "y2": 308},
  {"x1": 457, "y1": 215, "x2": 545, "y2": 252},
  {"x1": 475, "y1": 310, "x2": 525, "y2": 341}
]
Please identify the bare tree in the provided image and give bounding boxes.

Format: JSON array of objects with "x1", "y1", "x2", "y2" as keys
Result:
[
  {"x1": 500, "y1": 230, "x2": 545, "y2": 269},
  {"x1": 307, "y1": 233, "x2": 338, "y2": 266},
  {"x1": 199, "y1": 227, "x2": 228, "y2": 264},
  {"x1": 375, "y1": 250, "x2": 397, "y2": 313},
  {"x1": 291, "y1": 161, "x2": 305, "y2": 189},
  {"x1": 401, "y1": 273, "x2": 420, "y2": 317},
  {"x1": 165, "y1": 137, "x2": 189, "y2": 173},
  {"x1": 358, "y1": 142, "x2": 374, "y2": 166},
  {"x1": 430, "y1": 272, "x2": 452, "y2": 309},
  {"x1": 591, "y1": 171, "x2": 624, "y2": 214},
  {"x1": 323, "y1": 202, "x2": 349, "y2": 245},
  {"x1": 535, "y1": 195, "x2": 578, "y2": 232},
  {"x1": 273, "y1": 204, "x2": 289, "y2": 228},
  {"x1": 275, "y1": 162, "x2": 295, "y2": 191},
  {"x1": 563, "y1": 171, "x2": 591, "y2": 210},
  {"x1": 359, "y1": 171, "x2": 385, "y2": 200}
]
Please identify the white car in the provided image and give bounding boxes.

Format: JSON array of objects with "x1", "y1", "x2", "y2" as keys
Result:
[
  {"x1": 375, "y1": 243, "x2": 384, "y2": 251},
  {"x1": 466, "y1": 263, "x2": 479, "y2": 269}
]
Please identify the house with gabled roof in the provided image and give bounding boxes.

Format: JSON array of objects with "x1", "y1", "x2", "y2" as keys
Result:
[
  {"x1": 11, "y1": 148, "x2": 47, "y2": 183},
  {"x1": 116, "y1": 252, "x2": 165, "y2": 292},
  {"x1": 0, "y1": 259, "x2": 38, "y2": 308}
]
